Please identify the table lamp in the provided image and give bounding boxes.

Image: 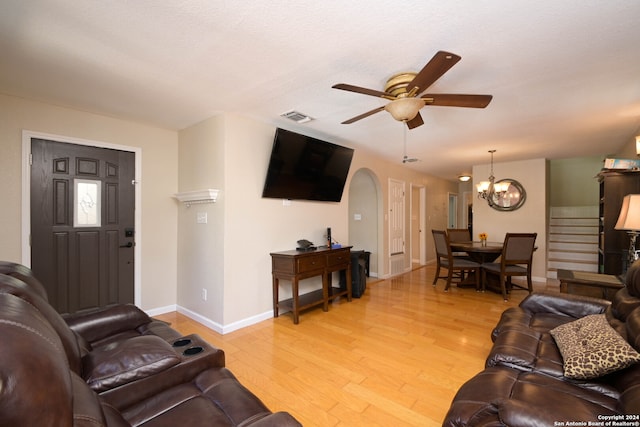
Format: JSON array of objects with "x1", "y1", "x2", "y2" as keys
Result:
[{"x1": 614, "y1": 194, "x2": 640, "y2": 269}]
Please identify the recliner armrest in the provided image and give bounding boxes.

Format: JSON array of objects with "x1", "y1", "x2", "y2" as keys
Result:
[
  {"x1": 519, "y1": 292, "x2": 610, "y2": 318},
  {"x1": 63, "y1": 304, "x2": 152, "y2": 343}
]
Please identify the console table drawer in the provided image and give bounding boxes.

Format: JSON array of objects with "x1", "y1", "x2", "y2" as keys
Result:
[
  {"x1": 327, "y1": 251, "x2": 349, "y2": 267},
  {"x1": 272, "y1": 256, "x2": 296, "y2": 275},
  {"x1": 297, "y1": 256, "x2": 326, "y2": 273}
]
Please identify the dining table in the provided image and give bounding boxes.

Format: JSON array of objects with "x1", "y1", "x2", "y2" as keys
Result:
[
  {"x1": 449, "y1": 241, "x2": 504, "y2": 290},
  {"x1": 449, "y1": 240, "x2": 537, "y2": 294},
  {"x1": 449, "y1": 241, "x2": 504, "y2": 264}
]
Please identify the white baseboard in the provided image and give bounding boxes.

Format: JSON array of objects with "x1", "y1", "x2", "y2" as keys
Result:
[
  {"x1": 175, "y1": 306, "x2": 224, "y2": 334},
  {"x1": 145, "y1": 304, "x2": 177, "y2": 317},
  {"x1": 171, "y1": 306, "x2": 274, "y2": 335},
  {"x1": 219, "y1": 310, "x2": 274, "y2": 334}
]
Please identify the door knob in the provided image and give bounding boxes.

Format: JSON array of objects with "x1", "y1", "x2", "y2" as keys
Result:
[{"x1": 119, "y1": 242, "x2": 133, "y2": 248}]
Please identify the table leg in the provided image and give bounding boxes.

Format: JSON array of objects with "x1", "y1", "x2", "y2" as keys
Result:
[
  {"x1": 346, "y1": 263, "x2": 352, "y2": 302},
  {"x1": 272, "y1": 275, "x2": 279, "y2": 318},
  {"x1": 292, "y1": 278, "x2": 300, "y2": 324},
  {"x1": 322, "y1": 272, "x2": 329, "y2": 312},
  {"x1": 559, "y1": 281, "x2": 568, "y2": 293}
]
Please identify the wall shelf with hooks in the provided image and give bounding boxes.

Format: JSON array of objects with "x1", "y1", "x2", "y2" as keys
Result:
[{"x1": 174, "y1": 189, "x2": 219, "y2": 207}]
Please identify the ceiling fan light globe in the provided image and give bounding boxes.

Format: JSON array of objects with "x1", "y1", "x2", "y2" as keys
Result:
[{"x1": 384, "y1": 98, "x2": 424, "y2": 122}]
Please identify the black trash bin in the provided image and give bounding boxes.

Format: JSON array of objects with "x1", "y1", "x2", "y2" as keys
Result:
[{"x1": 340, "y1": 250, "x2": 367, "y2": 298}]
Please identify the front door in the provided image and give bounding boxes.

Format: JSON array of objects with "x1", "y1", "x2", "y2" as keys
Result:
[{"x1": 30, "y1": 138, "x2": 135, "y2": 313}]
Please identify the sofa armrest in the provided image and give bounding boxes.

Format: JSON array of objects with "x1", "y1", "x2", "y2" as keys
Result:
[
  {"x1": 63, "y1": 304, "x2": 152, "y2": 343},
  {"x1": 99, "y1": 336, "x2": 226, "y2": 409},
  {"x1": 519, "y1": 292, "x2": 610, "y2": 318}
]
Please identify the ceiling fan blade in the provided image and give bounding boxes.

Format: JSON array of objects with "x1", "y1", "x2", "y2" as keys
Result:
[
  {"x1": 332, "y1": 83, "x2": 394, "y2": 99},
  {"x1": 406, "y1": 51, "x2": 461, "y2": 96},
  {"x1": 406, "y1": 112, "x2": 424, "y2": 129},
  {"x1": 341, "y1": 106, "x2": 385, "y2": 124},
  {"x1": 421, "y1": 93, "x2": 493, "y2": 108}
]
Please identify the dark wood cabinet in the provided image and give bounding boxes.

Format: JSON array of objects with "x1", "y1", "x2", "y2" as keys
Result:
[
  {"x1": 558, "y1": 269, "x2": 623, "y2": 301},
  {"x1": 271, "y1": 247, "x2": 352, "y2": 324},
  {"x1": 598, "y1": 170, "x2": 640, "y2": 275}
]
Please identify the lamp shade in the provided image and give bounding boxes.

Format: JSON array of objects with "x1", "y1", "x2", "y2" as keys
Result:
[
  {"x1": 384, "y1": 98, "x2": 424, "y2": 121},
  {"x1": 476, "y1": 181, "x2": 490, "y2": 193},
  {"x1": 615, "y1": 194, "x2": 640, "y2": 230}
]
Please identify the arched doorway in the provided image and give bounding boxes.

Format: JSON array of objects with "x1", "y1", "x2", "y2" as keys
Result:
[{"x1": 348, "y1": 168, "x2": 382, "y2": 277}]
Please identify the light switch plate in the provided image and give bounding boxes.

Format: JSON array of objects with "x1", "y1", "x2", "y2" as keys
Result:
[{"x1": 196, "y1": 212, "x2": 207, "y2": 224}]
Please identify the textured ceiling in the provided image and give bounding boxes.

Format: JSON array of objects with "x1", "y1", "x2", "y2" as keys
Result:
[{"x1": 1, "y1": 0, "x2": 639, "y2": 180}]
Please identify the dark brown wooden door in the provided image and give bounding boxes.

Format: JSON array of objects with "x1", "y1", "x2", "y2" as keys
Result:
[{"x1": 30, "y1": 139, "x2": 135, "y2": 313}]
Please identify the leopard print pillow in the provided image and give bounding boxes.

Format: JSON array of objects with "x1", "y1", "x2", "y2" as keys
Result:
[{"x1": 550, "y1": 313, "x2": 640, "y2": 380}]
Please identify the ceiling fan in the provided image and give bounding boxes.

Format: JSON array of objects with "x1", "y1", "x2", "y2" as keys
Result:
[{"x1": 332, "y1": 51, "x2": 493, "y2": 129}]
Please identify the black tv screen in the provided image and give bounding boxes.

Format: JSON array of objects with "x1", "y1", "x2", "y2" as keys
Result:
[{"x1": 262, "y1": 128, "x2": 354, "y2": 202}]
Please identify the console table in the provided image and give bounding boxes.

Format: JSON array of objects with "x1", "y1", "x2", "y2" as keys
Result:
[
  {"x1": 271, "y1": 246, "x2": 352, "y2": 324},
  {"x1": 557, "y1": 269, "x2": 624, "y2": 301}
]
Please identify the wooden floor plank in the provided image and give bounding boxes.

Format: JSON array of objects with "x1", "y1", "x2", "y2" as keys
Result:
[{"x1": 155, "y1": 265, "x2": 559, "y2": 426}]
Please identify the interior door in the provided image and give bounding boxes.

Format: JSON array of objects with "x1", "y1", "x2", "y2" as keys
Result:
[
  {"x1": 30, "y1": 138, "x2": 135, "y2": 313},
  {"x1": 448, "y1": 193, "x2": 458, "y2": 228},
  {"x1": 389, "y1": 179, "x2": 405, "y2": 255}
]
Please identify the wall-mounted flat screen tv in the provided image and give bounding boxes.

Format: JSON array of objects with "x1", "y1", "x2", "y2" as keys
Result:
[{"x1": 262, "y1": 128, "x2": 354, "y2": 202}]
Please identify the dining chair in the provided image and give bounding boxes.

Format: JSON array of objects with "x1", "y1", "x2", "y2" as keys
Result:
[
  {"x1": 431, "y1": 230, "x2": 481, "y2": 291},
  {"x1": 447, "y1": 228, "x2": 471, "y2": 243},
  {"x1": 447, "y1": 228, "x2": 472, "y2": 259},
  {"x1": 481, "y1": 232, "x2": 537, "y2": 301}
]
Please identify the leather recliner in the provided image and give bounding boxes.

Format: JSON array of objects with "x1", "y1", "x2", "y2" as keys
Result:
[
  {"x1": 443, "y1": 261, "x2": 640, "y2": 425},
  {"x1": 0, "y1": 266, "x2": 301, "y2": 426}
]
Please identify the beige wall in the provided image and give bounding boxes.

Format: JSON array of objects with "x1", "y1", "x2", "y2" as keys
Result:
[
  {"x1": 177, "y1": 115, "x2": 226, "y2": 324},
  {"x1": 0, "y1": 94, "x2": 179, "y2": 311},
  {"x1": 4, "y1": 92, "x2": 637, "y2": 331},
  {"x1": 176, "y1": 114, "x2": 457, "y2": 331},
  {"x1": 473, "y1": 158, "x2": 548, "y2": 281},
  {"x1": 0, "y1": 93, "x2": 457, "y2": 332}
]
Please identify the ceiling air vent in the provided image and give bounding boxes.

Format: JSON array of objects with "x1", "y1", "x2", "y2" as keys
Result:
[{"x1": 281, "y1": 110, "x2": 313, "y2": 124}]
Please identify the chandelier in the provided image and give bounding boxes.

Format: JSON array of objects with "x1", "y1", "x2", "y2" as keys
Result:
[{"x1": 476, "y1": 150, "x2": 509, "y2": 206}]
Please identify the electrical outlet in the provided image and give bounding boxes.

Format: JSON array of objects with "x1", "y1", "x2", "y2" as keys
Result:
[{"x1": 201, "y1": 288, "x2": 207, "y2": 301}]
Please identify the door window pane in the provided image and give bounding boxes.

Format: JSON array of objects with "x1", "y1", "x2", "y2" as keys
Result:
[{"x1": 74, "y1": 179, "x2": 101, "y2": 227}]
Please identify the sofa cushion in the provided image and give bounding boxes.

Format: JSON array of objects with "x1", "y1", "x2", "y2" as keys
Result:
[
  {"x1": 550, "y1": 314, "x2": 640, "y2": 380},
  {"x1": 119, "y1": 367, "x2": 287, "y2": 426},
  {"x1": 442, "y1": 366, "x2": 620, "y2": 427},
  {"x1": 486, "y1": 327, "x2": 565, "y2": 376},
  {"x1": 83, "y1": 335, "x2": 181, "y2": 392},
  {"x1": 491, "y1": 292, "x2": 610, "y2": 342}
]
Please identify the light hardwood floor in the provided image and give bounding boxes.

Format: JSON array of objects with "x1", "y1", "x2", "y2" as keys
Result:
[{"x1": 155, "y1": 265, "x2": 559, "y2": 427}]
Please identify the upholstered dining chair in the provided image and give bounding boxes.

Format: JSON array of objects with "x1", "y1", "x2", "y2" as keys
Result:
[
  {"x1": 447, "y1": 228, "x2": 472, "y2": 259},
  {"x1": 432, "y1": 229, "x2": 481, "y2": 291},
  {"x1": 481, "y1": 232, "x2": 537, "y2": 301},
  {"x1": 447, "y1": 228, "x2": 471, "y2": 243}
]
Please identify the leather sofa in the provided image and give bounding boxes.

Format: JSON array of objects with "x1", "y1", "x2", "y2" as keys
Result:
[
  {"x1": 443, "y1": 261, "x2": 640, "y2": 426},
  {"x1": 0, "y1": 263, "x2": 301, "y2": 426}
]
